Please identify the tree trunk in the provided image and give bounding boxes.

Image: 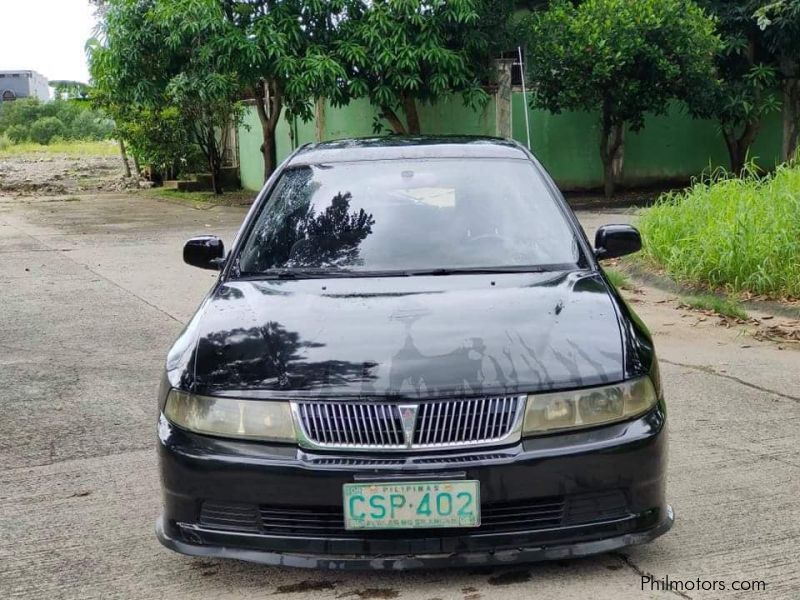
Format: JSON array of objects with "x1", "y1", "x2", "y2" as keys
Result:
[
  {"x1": 723, "y1": 38, "x2": 761, "y2": 175},
  {"x1": 599, "y1": 105, "x2": 625, "y2": 199},
  {"x1": 262, "y1": 130, "x2": 277, "y2": 183},
  {"x1": 255, "y1": 78, "x2": 283, "y2": 182},
  {"x1": 209, "y1": 163, "x2": 222, "y2": 194},
  {"x1": 209, "y1": 166, "x2": 220, "y2": 195},
  {"x1": 208, "y1": 128, "x2": 223, "y2": 195},
  {"x1": 132, "y1": 153, "x2": 141, "y2": 178},
  {"x1": 315, "y1": 97, "x2": 325, "y2": 143},
  {"x1": 118, "y1": 139, "x2": 131, "y2": 178},
  {"x1": 611, "y1": 128, "x2": 625, "y2": 184},
  {"x1": 402, "y1": 96, "x2": 421, "y2": 135},
  {"x1": 781, "y1": 78, "x2": 800, "y2": 162},
  {"x1": 723, "y1": 119, "x2": 761, "y2": 175},
  {"x1": 724, "y1": 133, "x2": 746, "y2": 176},
  {"x1": 601, "y1": 158, "x2": 615, "y2": 200},
  {"x1": 381, "y1": 105, "x2": 408, "y2": 135}
]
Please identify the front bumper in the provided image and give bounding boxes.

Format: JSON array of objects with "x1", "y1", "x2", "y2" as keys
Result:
[{"x1": 156, "y1": 406, "x2": 671, "y2": 570}]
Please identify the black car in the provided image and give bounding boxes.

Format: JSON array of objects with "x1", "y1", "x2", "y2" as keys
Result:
[{"x1": 156, "y1": 137, "x2": 672, "y2": 569}]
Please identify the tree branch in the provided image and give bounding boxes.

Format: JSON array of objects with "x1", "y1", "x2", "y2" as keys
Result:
[
  {"x1": 254, "y1": 79, "x2": 270, "y2": 151},
  {"x1": 380, "y1": 105, "x2": 407, "y2": 134},
  {"x1": 268, "y1": 79, "x2": 283, "y2": 132},
  {"x1": 402, "y1": 96, "x2": 420, "y2": 134},
  {"x1": 740, "y1": 119, "x2": 761, "y2": 150}
]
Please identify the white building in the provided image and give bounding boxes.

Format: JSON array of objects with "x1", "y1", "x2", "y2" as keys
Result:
[{"x1": 0, "y1": 70, "x2": 50, "y2": 103}]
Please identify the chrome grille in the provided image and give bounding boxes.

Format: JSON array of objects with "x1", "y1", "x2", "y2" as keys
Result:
[
  {"x1": 413, "y1": 397, "x2": 520, "y2": 447},
  {"x1": 296, "y1": 402, "x2": 405, "y2": 449},
  {"x1": 293, "y1": 396, "x2": 525, "y2": 452}
]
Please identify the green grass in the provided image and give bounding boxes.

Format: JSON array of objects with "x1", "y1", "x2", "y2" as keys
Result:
[
  {"x1": 143, "y1": 188, "x2": 255, "y2": 205},
  {"x1": 0, "y1": 139, "x2": 119, "y2": 158},
  {"x1": 638, "y1": 163, "x2": 800, "y2": 299},
  {"x1": 679, "y1": 294, "x2": 748, "y2": 320},
  {"x1": 604, "y1": 268, "x2": 633, "y2": 290},
  {"x1": 146, "y1": 189, "x2": 219, "y2": 203}
]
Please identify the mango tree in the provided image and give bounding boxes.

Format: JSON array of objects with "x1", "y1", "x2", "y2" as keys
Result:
[
  {"x1": 335, "y1": 0, "x2": 495, "y2": 135},
  {"x1": 219, "y1": 0, "x2": 348, "y2": 179},
  {"x1": 693, "y1": 1, "x2": 779, "y2": 174},
  {"x1": 524, "y1": 0, "x2": 719, "y2": 198},
  {"x1": 756, "y1": 0, "x2": 800, "y2": 161}
]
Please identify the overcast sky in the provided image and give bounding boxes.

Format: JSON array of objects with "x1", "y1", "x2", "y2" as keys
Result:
[{"x1": 0, "y1": 1, "x2": 97, "y2": 84}]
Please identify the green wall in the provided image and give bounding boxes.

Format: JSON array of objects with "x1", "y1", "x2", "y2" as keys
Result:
[
  {"x1": 239, "y1": 97, "x2": 496, "y2": 191},
  {"x1": 238, "y1": 94, "x2": 783, "y2": 192},
  {"x1": 511, "y1": 95, "x2": 783, "y2": 189}
]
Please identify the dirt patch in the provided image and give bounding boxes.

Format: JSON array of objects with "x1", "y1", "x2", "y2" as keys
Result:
[
  {"x1": 337, "y1": 589, "x2": 400, "y2": 599},
  {"x1": 274, "y1": 580, "x2": 340, "y2": 594},
  {"x1": 487, "y1": 570, "x2": 532, "y2": 585},
  {"x1": 0, "y1": 154, "x2": 139, "y2": 196}
]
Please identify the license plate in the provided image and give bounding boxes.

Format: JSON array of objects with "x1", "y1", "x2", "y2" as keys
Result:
[{"x1": 342, "y1": 480, "x2": 481, "y2": 530}]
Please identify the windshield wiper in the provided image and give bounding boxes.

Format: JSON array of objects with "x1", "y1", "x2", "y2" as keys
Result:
[
  {"x1": 254, "y1": 269, "x2": 349, "y2": 280},
  {"x1": 240, "y1": 265, "x2": 572, "y2": 280},
  {"x1": 406, "y1": 266, "x2": 552, "y2": 277}
]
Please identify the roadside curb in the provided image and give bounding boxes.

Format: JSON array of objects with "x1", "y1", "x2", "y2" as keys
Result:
[
  {"x1": 620, "y1": 262, "x2": 800, "y2": 320},
  {"x1": 566, "y1": 198, "x2": 647, "y2": 211}
]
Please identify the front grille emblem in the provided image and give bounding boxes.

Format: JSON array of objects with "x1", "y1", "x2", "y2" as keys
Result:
[{"x1": 398, "y1": 404, "x2": 419, "y2": 448}]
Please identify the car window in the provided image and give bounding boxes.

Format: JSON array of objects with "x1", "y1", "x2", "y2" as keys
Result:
[{"x1": 237, "y1": 158, "x2": 581, "y2": 274}]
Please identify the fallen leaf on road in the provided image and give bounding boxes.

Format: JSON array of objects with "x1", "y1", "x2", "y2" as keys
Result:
[{"x1": 755, "y1": 322, "x2": 800, "y2": 344}]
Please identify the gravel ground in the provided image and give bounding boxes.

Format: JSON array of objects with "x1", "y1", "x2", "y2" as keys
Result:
[{"x1": 0, "y1": 153, "x2": 135, "y2": 196}]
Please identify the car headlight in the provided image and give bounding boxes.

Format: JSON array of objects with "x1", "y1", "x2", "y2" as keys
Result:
[
  {"x1": 523, "y1": 377, "x2": 658, "y2": 436},
  {"x1": 163, "y1": 389, "x2": 296, "y2": 443}
]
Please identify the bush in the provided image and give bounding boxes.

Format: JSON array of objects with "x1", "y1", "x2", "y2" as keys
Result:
[
  {"x1": 0, "y1": 98, "x2": 41, "y2": 134},
  {"x1": 115, "y1": 105, "x2": 205, "y2": 180},
  {"x1": 639, "y1": 164, "x2": 800, "y2": 298},
  {"x1": 70, "y1": 110, "x2": 115, "y2": 140},
  {"x1": 29, "y1": 117, "x2": 66, "y2": 145},
  {"x1": 0, "y1": 97, "x2": 114, "y2": 144},
  {"x1": 5, "y1": 124, "x2": 28, "y2": 143},
  {"x1": 0, "y1": 134, "x2": 11, "y2": 151}
]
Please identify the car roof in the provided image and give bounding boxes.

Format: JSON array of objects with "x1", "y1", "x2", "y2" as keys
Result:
[{"x1": 286, "y1": 136, "x2": 530, "y2": 166}]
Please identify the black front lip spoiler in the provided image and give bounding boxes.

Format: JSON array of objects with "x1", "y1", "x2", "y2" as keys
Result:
[{"x1": 155, "y1": 506, "x2": 674, "y2": 570}]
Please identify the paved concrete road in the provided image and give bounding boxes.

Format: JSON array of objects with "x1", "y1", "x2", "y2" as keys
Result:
[{"x1": 1, "y1": 193, "x2": 798, "y2": 600}]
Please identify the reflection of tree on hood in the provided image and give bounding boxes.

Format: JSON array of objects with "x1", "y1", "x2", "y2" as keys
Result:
[
  {"x1": 195, "y1": 321, "x2": 377, "y2": 391},
  {"x1": 288, "y1": 192, "x2": 375, "y2": 268}
]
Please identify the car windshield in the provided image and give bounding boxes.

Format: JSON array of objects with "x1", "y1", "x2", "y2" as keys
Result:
[{"x1": 237, "y1": 158, "x2": 582, "y2": 275}]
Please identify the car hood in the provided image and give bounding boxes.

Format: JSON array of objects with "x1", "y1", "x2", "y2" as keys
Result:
[{"x1": 178, "y1": 271, "x2": 628, "y2": 399}]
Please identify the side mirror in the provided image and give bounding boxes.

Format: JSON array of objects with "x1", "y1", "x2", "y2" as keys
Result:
[
  {"x1": 183, "y1": 236, "x2": 225, "y2": 270},
  {"x1": 595, "y1": 225, "x2": 641, "y2": 260}
]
